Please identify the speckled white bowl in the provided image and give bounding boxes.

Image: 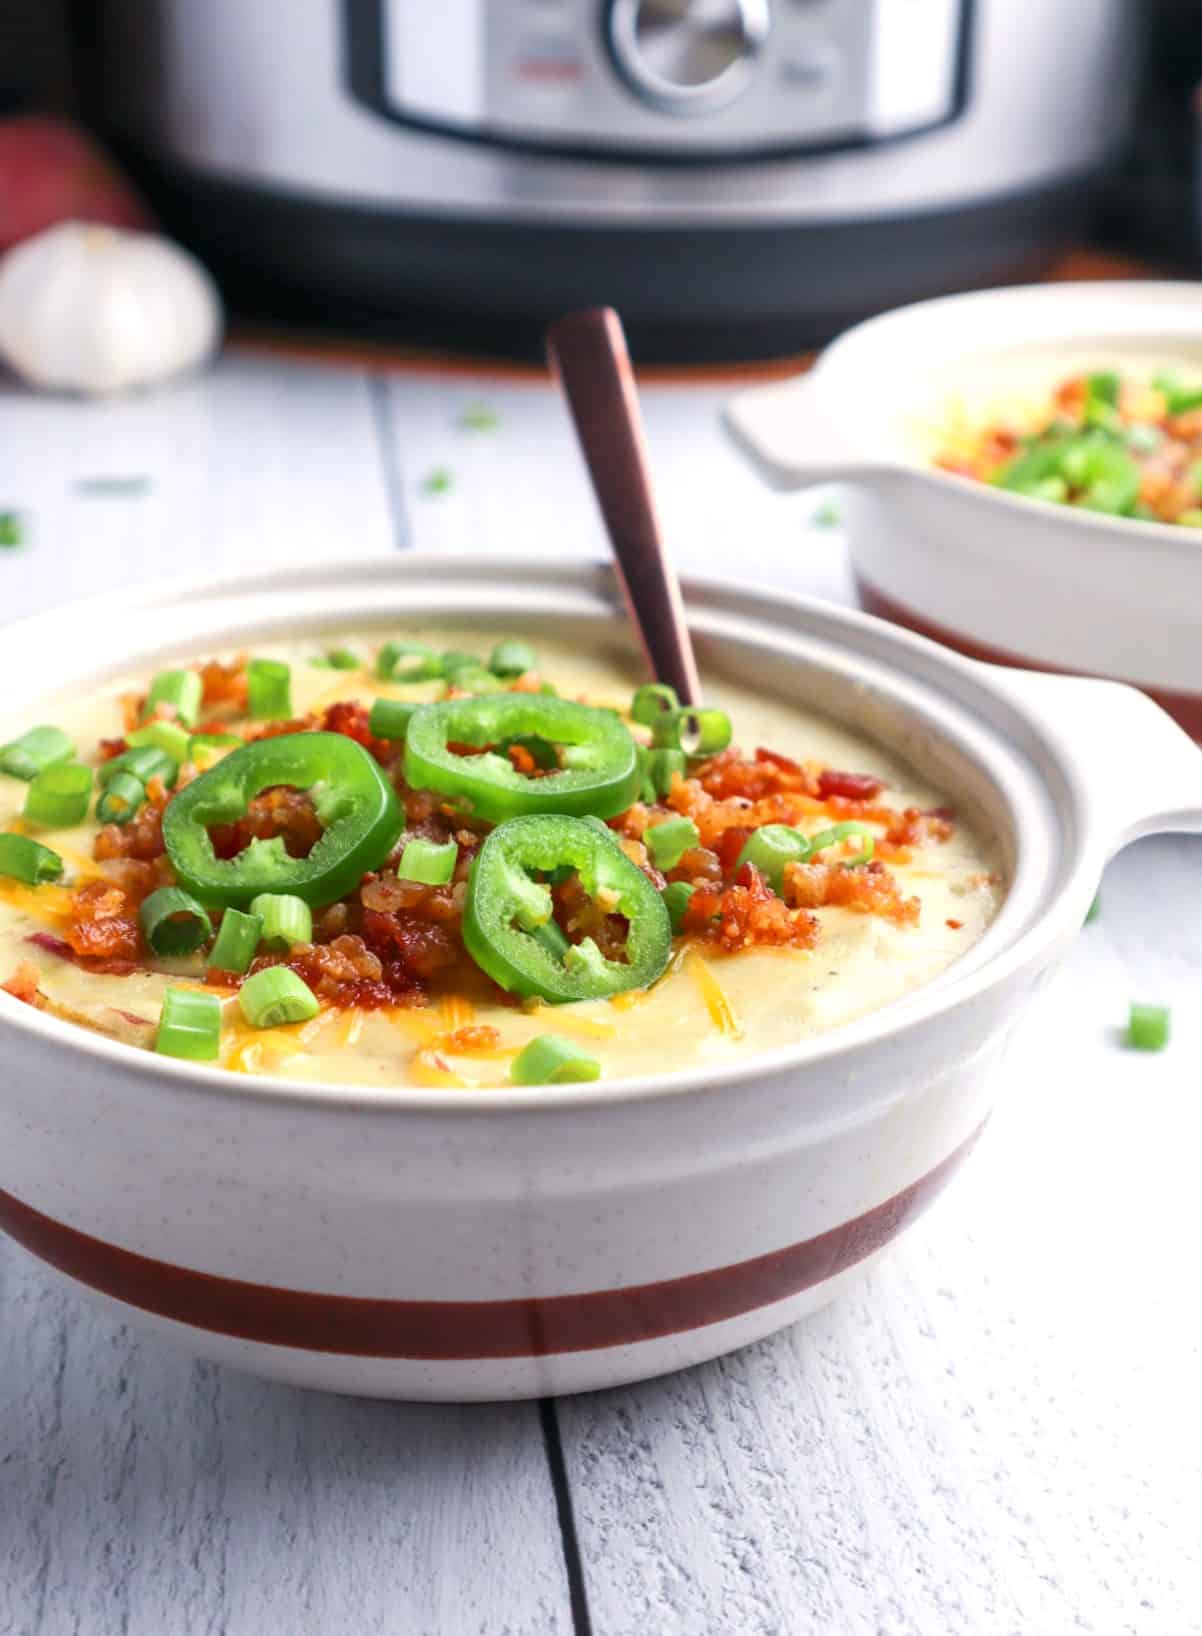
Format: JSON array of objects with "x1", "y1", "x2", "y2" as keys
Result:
[
  {"x1": 1, "y1": 557, "x2": 1200, "y2": 1400},
  {"x1": 726, "y1": 281, "x2": 1202, "y2": 739}
]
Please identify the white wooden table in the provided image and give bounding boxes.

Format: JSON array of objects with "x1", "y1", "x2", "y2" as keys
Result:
[{"x1": 2, "y1": 346, "x2": 1200, "y2": 1636}]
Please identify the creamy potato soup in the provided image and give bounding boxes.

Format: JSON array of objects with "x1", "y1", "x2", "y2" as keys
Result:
[{"x1": 0, "y1": 629, "x2": 1002, "y2": 1088}]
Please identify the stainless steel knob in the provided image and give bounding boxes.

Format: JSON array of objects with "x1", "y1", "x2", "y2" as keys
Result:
[{"x1": 609, "y1": 0, "x2": 771, "y2": 115}]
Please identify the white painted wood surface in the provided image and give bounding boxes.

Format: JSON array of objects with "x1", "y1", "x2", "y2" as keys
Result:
[{"x1": 2, "y1": 349, "x2": 1200, "y2": 1636}]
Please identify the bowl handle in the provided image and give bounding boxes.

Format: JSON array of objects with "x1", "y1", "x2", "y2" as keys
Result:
[
  {"x1": 723, "y1": 375, "x2": 893, "y2": 492},
  {"x1": 984, "y1": 666, "x2": 1202, "y2": 849}
]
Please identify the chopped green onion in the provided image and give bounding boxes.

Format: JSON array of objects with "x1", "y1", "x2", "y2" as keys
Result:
[
  {"x1": 95, "y1": 771, "x2": 146, "y2": 826},
  {"x1": 377, "y1": 641, "x2": 444, "y2": 682},
  {"x1": 0, "y1": 726, "x2": 74, "y2": 782},
  {"x1": 398, "y1": 837, "x2": 458, "y2": 886},
  {"x1": 645, "y1": 748, "x2": 686, "y2": 798},
  {"x1": 0, "y1": 833, "x2": 63, "y2": 885},
  {"x1": 645, "y1": 815, "x2": 699, "y2": 871},
  {"x1": 311, "y1": 648, "x2": 361, "y2": 671},
  {"x1": 736, "y1": 824, "x2": 812, "y2": 892},
  {"x1": 369, "y1": 698, "x2": 418, "y2": 741},
  {"x1": 238, "y1": 966, "x2": 320, "y2": 1029},
  {"x1": 441, "y1": 650, "x2": 483, "y2": 679},
  {"x1": 249, "y1": 892, "x2": 312, "y2": 951},
  {"x1": 1083, "y1": 370, "x2": 1121, "y2": 429},
  {"x1": 651, "y1": 708, "x2": 732, "y2": 756},
  {"x1": 812, "y1": 500, "x2": 841, "y2": 528},
  {"x1": 630, "y1": 683, "x2": 679, "y2": 726},
  {"x1": 73, "y1": 474, "x2": 151, "y2": 495},
  {"x1": 806, "y1": 820, "x2": 875, "y2": 866},
  {"x1": 1085, "y1": 891, "x2": 1100, "y2": 924},
  {"x1": 510, "y1": 1034, "x2": 602, "y2": 1086},
  {"x1": 1126, "y1": 1003, "x2": 1170, "y2": 1052},
  {"x1": 660, "y1": 880, "x2": 695, "y2": 933},
  {"x1": 247, "y1": 657, "x2": 292, "y2": 721},
  {"x1": 208, "y1": 908, "x2": 263, "y2": 974},
  {"x1": 24, "y1": 763, "x2": 92, "y2": 828},
  {"x1": 155, "y1": 988, "x2": 222, "y2": 1062},
  {"x1": 1026, "y1": 476, "x2": 1069, "y2": 503},
  {"x1": 99, "y1": 745, "x2": 178, "y2": 790},
  {"x1": 421, "y1": 467, "x2": 454, "y2": 496},
  {"x1": 1164, "y1": 383, "x2": 1202, "y2": 416},
  {"x1": 459, "y1": 402, "x2": 501, "y2": 431},
  {"x1": 144, "y1": 668, "x2": 202, "y2": 729},
  {"x1": 489, "y1": 639, "x2": 538, "y2": 678},
  {"x1": 448, "y1": 665, "x2": 507, "y2": 694},
  {"x1": 140, "y1": 886, "x2": 213, "y2": 956},
  {"x1": 127, "y1": 720, "x2": 191, "y2": 764},
  {"x1": 0, "y1": 510, "x2": 23, "y2": 548}
]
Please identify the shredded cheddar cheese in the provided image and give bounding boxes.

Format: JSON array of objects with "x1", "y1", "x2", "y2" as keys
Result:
[{"x1": 684, "y1": 949, "x2": 744, "y2": 1039}]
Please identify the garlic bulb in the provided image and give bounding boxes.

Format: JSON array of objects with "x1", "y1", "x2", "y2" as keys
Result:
[{"x1": 0, "y1": 221, "x2": 222, "y2": 396}]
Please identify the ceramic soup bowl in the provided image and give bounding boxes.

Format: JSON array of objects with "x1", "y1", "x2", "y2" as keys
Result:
[
  {"x1": 726, "y1": 281, "x2": 1202, "y2": 740},
  {"x1": 1, "y1": 556, "x2": 1200, "y2": 1401}
]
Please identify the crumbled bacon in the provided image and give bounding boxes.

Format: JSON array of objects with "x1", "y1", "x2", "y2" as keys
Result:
[
  {"x1": 210, "y1": 786, "x2": 322, "y2": 861},
  {"x1": 2, "y1": 961, "x2": 43, "y2": 1005},
  {"x1": 816, "y1": 768, "x2": 885, "y2": 803},
  {"x1": 98, "y1": 736, "x2": 128, "y2": 763},
  {"x1": 440, "y1": 1024, "x2": 501, "y2": 1053},
  {"x1": 319, "y1": 700, "x2": 399, "y2": 765},
  {"x1": 681, "y1": 863, "x2": 819, "y2": 952},
  {"x1": 198, "y1": 656, "x2": 249, "y2": 712},
  {"x1": 694, "y1": 747, "x2": 820, "y2": 803},
  {"x1": 93, "y1": 789, "x2": 168, "y2": 862},
  {"x1": 782, "y1": 859, "x2": 919, "y2": 926},
  {"x1": 875, "y1": 806, "x2": 954, "y2": 865},
  {"x1": 65, "y1": 879, "x2": 142, "y2": 969}
]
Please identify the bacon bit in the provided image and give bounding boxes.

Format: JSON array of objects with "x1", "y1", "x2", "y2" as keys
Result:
[
  {"x1": 64, "y1": 878, "x2": 141, "y2": 969},
  {"x1": 98, "y1": 736, "x2": 128, "y2": 763},
  {"x1": 436, "y1": 1023, "x2": 504, "y2": 1058},
  {"x1": 2, "y1": 961, "x2": 43, "y2": 1006},
  {"x1": 683, "y1": 949, "x2": 744, "y2": 1038},
  {"x1": 507, "y1": 742, "x2": 537, "y2": 776},
  {"x1": 119, "y1": 692, "x2": 143, "y2": 734},
  {"x1": 93, "y1": 789, "x2": 167, "y2": 862},
  {"x1": 198, "y1": 656, "x2": 249, "y2": 712},
  {"x1": 695, "y1": 747, "x2": 820, "y2": 803},
  {"x1": 210, "y1": 786, "x2": 322, "y2": 861},
  {"x1": 783, "y1": 859, "x2": 919, "y2": 927},
  {"x1": 668, "y1": 845, "x2": 723, "y2": 885},
  {"x1": 947, "y1": 917, "x2": 964, "y2": 930},
  {"x1": 681, "y1": 863, "x2": 819, "y2": 952},
  {"x1": 755, "y1": 746, "x2": 802, "y2": 775},
  {"x1": 816, "y1": 768, "x2": 885, "y2": 803},
  {"x1": 506, "y1": 672, "x2": 545, "y2": 693},
  {"x1": 319, "y1": 700, "x2": 398, "y2": 764},
  {"x1": 875, "y1": 806, "x2": 954, "y2": 864},
  {"x1": 712, "y1": 827, "x2": 752, "y2": 873}
]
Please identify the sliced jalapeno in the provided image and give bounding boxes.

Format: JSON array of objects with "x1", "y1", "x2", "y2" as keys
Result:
[
  {"x1": 463, "y1": 814, "x2": 671, "y2": 1003},
  {"x1": 162, "y1": 731, "x2": 403, "y2": 909},
  {"x1": 405, "y1": 695, "x2": 640, "y2": 823}
]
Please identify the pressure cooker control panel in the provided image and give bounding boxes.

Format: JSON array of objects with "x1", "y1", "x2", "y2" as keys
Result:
[{"x1": 348, "y1": 0, "x2": 970, "y2": 159}]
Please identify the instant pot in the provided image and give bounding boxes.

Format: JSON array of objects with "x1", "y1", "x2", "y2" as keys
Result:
[{"x1": 79, "y1": 0, "x2": 1143, "y2": 356}]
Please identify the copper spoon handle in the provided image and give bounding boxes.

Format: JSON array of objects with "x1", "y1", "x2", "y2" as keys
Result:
[{"x1": 546, "y1": 307, "x2": 702, "y2": 706}]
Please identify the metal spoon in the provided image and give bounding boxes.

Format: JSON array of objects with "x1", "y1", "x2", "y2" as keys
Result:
[{"x1": 546, "y1": 307, "x2": 702, "y2": 706}]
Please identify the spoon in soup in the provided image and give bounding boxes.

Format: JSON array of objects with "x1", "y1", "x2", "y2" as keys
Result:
[{"x1": 546, "y1": 307, "x2": 702, "y2": 707}]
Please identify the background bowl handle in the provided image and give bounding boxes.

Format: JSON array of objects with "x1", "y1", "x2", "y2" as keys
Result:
[
  {"x1": 723, "y1": 375, "x2": 894, "y2": 491},
  {"x1": 983, "y1": 666, "x2": 1202, "y2": 851}
]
